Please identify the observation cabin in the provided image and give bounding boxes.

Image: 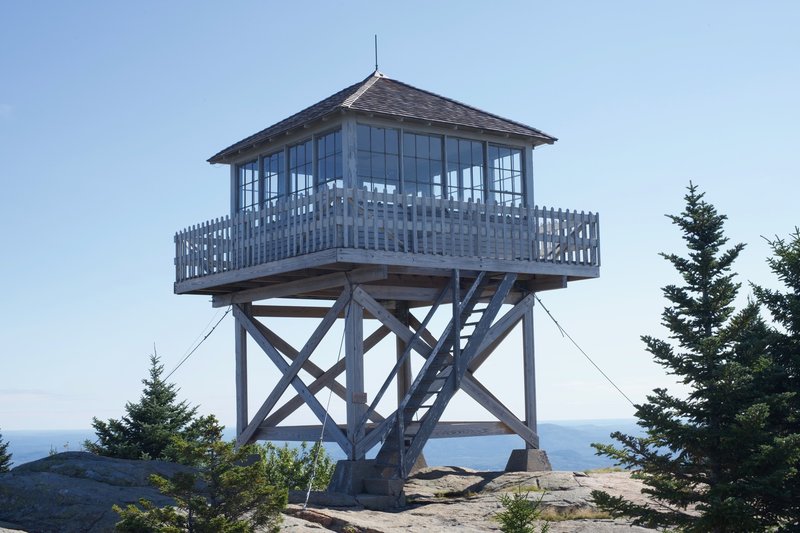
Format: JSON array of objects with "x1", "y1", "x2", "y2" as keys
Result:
[{"x1": 174, "y1": 71, "x2": 600, "y2": 498}]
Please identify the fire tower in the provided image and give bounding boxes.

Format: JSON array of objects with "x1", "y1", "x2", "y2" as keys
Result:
[{"x1": 174, "y1": 71, "x2": 600, "y2": 498}]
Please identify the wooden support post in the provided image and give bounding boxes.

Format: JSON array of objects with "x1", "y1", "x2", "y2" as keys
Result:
[
  {"x1": 522, "y1": 303, "x2": 537, "y2": 448},
  {"x1": 345, "y1": 298, "x2": 366, "y2": 459},
  {"x1": 235, "y1": 306, "x2": 248, "y2": 438},
  {"x1": 395, "y1": 301, "x2": 412, "y2": 405}
]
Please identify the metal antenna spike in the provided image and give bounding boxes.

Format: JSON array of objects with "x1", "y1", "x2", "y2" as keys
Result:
[{"x1": 374, "y1": 34, "x2": 379, "y2": 72}]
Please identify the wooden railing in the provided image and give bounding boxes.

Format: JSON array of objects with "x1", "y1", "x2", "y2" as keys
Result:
[{"x1": 175, "y1": 187, "x2": 600, "y2": 283}]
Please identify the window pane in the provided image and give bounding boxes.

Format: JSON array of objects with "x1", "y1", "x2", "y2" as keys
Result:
[
  {"x1": 488, "y1": 143, "x2": 524, "y2": 206},
  {"x1": 356, "y1": 124, "x2": 400, "y2": 196}
]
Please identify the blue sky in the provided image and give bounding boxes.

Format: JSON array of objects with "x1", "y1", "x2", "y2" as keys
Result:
[{"x1": 1, "y1": 1, "x2": 798, "y2": 431}]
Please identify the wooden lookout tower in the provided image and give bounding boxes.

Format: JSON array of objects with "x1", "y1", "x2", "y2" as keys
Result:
[{"x1": 174, "y1": 71, "x2": 600, "y2": 497}]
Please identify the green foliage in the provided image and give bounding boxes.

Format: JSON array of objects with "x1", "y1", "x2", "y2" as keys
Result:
[
  {"x1": 591, "y1": 185, "x2": 798, "y2": 532},
  {"x1": 262, "y1": 441, "x2": 335, "y2": 491},
  {"x1": 114, "y1": 423, "x2": 287, "y2": 532},
  {"x1": 0, "y1": 426, "x2": 12, "y2": 472},
  {"x1": 751, "y1": 229, "x2": 800, "y2": 526},
  {"x1": 495, "y1": 489, "x2": 549, "y2": 533},
  {"x1": 85, "y1": 352, "x2": 213, "y2": 462}
]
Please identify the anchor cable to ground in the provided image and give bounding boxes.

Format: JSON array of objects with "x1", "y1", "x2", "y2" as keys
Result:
[{"x1": 534, "y1": 294, "x2": 636, "y2": 407}]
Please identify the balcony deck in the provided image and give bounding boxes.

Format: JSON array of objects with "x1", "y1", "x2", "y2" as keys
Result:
[{"x1": 174, "y1": 188, "x2": 599, "y2": 302}]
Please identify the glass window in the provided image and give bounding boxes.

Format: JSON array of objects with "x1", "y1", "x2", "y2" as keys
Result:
[
  {"x1": 357, "y1": 124, "x2": 400, "y2": 194},
  {"x1": 237, "y1": 160, "x2": 259, "y2": 212},
  {"x1": 402, "y1": 132, "x2": 443, "y2": 198},
  {"x1": 489, "y1": 144, "x2": 524, "y2": 207},
  {"x1": 289, "y1": 139, "x2": 313, "y2": 198},
  {"x1": 317, "y1": 130, "x2": 343, "y2": 190},
  {"x1": 446, "y1": 137, "x2": 484, "y2": 202},
  {"x1": 262, "y1": 150, "x2": 284, "y2": 205}
]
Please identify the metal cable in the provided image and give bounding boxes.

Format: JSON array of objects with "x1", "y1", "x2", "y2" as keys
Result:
[{"x1": 534, "y1": 294, "x2": 635, "y2": 407}]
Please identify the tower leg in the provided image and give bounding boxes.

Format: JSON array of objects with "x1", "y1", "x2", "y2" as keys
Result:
[
  {"x1": 506, "y1": 299, "x2": 551, "y2": 472},
  {"x1": 345, "y1": 299, "x2": 366, "y2": 460},
  {"x1": 522, "y1": 306, "x2": 537, "y2": 446},
  {"x1": 235, "y1": 307, "x2": 248, "y2": 438}
]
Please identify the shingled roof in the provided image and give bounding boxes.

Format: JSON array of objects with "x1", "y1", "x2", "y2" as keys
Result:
[{"x1": 208, "y1": 71, "x2": 557, "y2": 164}]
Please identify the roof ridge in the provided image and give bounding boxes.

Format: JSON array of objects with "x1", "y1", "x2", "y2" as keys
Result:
[
  {"x1": 384, "y1": 77, "x2": 554, "y2": 140},
  {"x1": 341, "y1": 71, "x2": 385, "y2": 108}
]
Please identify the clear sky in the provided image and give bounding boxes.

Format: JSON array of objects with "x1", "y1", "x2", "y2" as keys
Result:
[{"x1": 1, "y1": 1, "x2": 798, "y2": 431}]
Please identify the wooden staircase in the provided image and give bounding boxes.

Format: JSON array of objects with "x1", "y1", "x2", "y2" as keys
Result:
[{"x1": 372, "y1": 271, "x2": 519, "y2": 481}]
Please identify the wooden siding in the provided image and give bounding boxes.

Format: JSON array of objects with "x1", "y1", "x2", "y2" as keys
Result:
[{"x1": 174, "y1": 187, "x2": 600, "y2": 286}]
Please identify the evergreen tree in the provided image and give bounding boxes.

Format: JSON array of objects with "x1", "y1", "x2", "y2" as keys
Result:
[
  {"x1": 114, "y1": 422, "x2": 287, "y2": 532},
  {"x1": 0, "y1": 426, "x2": 12, "y2": 472},
  {"x1": 591, "y1": 184, "x2": 786, "y2": 532},
  {"x1": 752, "y1": 230, "x2": 800, "y2": 528},
  {"x1": 85, "y1": 352, "x2": 201, "y2": 461}
]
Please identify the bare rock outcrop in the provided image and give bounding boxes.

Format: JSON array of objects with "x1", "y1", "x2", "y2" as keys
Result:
[
  {"x1": 1, "y1": 454, "x2": 655, "y2": 532},
  {"x1": 0, "y1": 452, "x2": 190, "y2": 532}
]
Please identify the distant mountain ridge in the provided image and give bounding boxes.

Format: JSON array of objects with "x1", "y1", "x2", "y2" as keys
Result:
[{"x1": 4, "y1": 419, "x2": 641, "y2": 471}]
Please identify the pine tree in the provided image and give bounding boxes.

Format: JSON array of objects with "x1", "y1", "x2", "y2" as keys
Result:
[
  {"x1": 85, "y1": 352, "x2": 201, "y2": 461},
  {"x1": 0, "y1": 426, "x2": 12, "y2": 472},
  {"x1": 591, "y1": 184, "x2": 786, "y2": 532},
  {"x1": 751, "y1": 230, "x2": 800, "y2": 527},
  {"x1": 114, "y1": 422, "x2": 287, "y2": 532}
]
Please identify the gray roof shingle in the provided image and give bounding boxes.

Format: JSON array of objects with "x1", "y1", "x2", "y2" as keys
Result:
[{"x1": 208, "y1": 72, "x2": 556, "y2": 163}]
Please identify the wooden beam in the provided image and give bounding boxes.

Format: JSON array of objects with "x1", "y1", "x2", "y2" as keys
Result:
[
  {"x1": 522, "y1": 307, "x2": 537, "y2": 445},
  {"x1": 363, "y1": 285, "x2": 444, "y2": 302},
  {"x1": 235, "y1": 310, "x2": 248, "y2": 437},
  {"x1": 237, "y1": 290, "x2": 350, "y2": 446},
  {"x1": 232, "y1": 305, "x2": 351, "y2": 455},
  {"x1": 213, "y1": 265, "x2": 387, "y2": 307},
  {"x1": 262, "y1": 325, "x2": 391, "y2": 427},
  {"x1": 469, "y1": 293, "x2": 536, "y2": 371},
  {"x1": 352, "y1": 286, "x2": 433, "y2": 357},
  {"x1": 461, "y1": 374, "x2": 539, "y2": 448},
  {"x1": 251, "y1": 305, "x2": 376, "y2": 320},
  {"x1": 345, "y1": 299, "x2": 366, "y2": 459},
  {"x1": 256, "y1": 420, "x2": 513, "y2": 443},
  {"x1": 257, "y1": 324, "x2": 349, "y2": 406}
]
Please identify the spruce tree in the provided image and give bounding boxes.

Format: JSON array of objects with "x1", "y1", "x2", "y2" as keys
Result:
[
  {"x1": 752, "y1": 230, "x2": 800, "y2": 527},
  {"x1": 85, "y1": 352, "x2": 200, "y2": 461},
  {"x1": 0, "y1": 426, "x2": 12, "y2": 472},
  {"x1": 591, "y1": 184, "x2": 784, "y2": 532}
]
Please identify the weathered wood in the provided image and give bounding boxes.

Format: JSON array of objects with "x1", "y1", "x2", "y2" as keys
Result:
[
  {"x1": 175, "y1": 188, "x2": 601, "y2": 293},
  {"x1": 262, "y1": 325, "x2": 391, "y2": 427},
  {"x1": 237, "y1": 290, "x2": 350, "y2": 446},
  {"x1": 250, "y1": 304, "x2": 377, "y2": 319},
  {"x1": 256, "y1": 421, "x2": 514, "y2": 443},
  {"x1": 351, "y1": 286, "x2": 433, "y2": 357},
  {"x1": 235, "y1": 311, "x2": 248, "y2": 437},
  {"x1": 232, "y1": 305, "x2": 351, "y2": 455},
  {"x1": 395, "y1": 302, "x2": 412, "y2": 404},
  {"x1": 212, "y1": 265, "x2": 387, "y2": 307},
  {"x1": 345, "y1": 298, "x2": 366, "y2": 459},
  {"x1": 522, "y1": 306, "x2": 537, "y2": 447},
  {"x1": 461, "y1": 374, "x2": 539, "y2": 448}
]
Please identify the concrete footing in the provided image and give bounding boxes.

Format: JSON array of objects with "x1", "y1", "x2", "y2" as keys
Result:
[{"x1": 504, "y1": 449, "x2": 552, "y2": 472}]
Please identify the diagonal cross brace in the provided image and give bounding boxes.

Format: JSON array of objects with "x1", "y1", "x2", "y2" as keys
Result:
[
  {"x1": 232, "y1": 304, "x2": 351, "y2": 455},
  {"x1": 235, "y1": 289, "x2": 350, "y2": 445}
]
